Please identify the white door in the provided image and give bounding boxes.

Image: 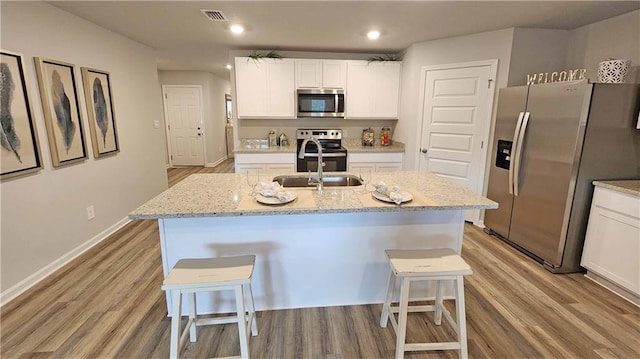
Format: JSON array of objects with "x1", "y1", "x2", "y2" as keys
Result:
[
  {"x1": 417, "y1": 61, "x2": 497, "y2": 224},
  {"x1": 163, "y1": 86, "x2": 204, "y2": 166}
]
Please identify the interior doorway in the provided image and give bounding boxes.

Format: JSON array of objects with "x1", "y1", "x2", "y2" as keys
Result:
[
  {"x1": 416, "y1": 60, "x2": 498, "y2": 225},
  {"x1": 162, "y1": 85, "x2": 205, "y2": 166}
]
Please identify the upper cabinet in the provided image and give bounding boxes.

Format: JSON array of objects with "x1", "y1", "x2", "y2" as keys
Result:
[
  {"x1": 235, "y1": 57, "x2": 295, "y2": 119},
  {"x1": 295, "y1": 60, "x2": 346, "y2": 89},
  {"x1": 345, "y1": 61, "x2": 401, "y2": 119},
  {"x1": 233, "y1": 57, "x2": 401, "y2": 119}
]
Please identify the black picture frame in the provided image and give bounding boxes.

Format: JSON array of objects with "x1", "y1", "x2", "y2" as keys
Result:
[{"x1": 81, "y1": 67, "x2": 119, "y2": 158}]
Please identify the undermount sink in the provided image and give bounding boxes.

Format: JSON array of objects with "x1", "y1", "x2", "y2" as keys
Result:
[{"x1": 273, "y1": 174, "x2": 363, "y2": 188}]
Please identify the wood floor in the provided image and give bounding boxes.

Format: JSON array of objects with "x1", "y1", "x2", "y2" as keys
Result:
[{"x1": 2, "y1": 161, "x2": 639, "y2": 358}]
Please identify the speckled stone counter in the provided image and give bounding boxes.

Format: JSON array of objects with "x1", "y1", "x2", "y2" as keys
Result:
[
  {"x1": 129, "y1": 171, "x2": 496, "y2": 219},
  {"x1": 233, "y1": 139, "x2": 296, "y2": 154},
  {"x1": 593, "y1": 180, "x2": 640, "y2": 197},
  {"x1": 342, "y1": 138, "x2": 405, "y2": 153}
]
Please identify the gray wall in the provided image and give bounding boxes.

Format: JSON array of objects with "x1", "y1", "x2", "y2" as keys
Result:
[
  {"x1": 158, "y1": 71, "x2": 231, "y2": 166},
  {"x1": 0, "y1": 2, "x2": 167, "y2": 299},
  {"x1": 508, "y1": 28, "x2": 570, "y2": 86},
  {"x1": 566, "y1": 9, "x2": 640, "y2": 83}
]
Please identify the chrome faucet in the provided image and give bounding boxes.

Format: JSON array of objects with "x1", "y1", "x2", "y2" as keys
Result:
[{"x1": 298, "y1": 137, "x2": 324, "y2": 192}]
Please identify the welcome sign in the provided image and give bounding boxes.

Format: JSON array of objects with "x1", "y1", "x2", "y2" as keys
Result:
[{"x1": 526, "y1": 68, "x2": 587, "y2": 85}]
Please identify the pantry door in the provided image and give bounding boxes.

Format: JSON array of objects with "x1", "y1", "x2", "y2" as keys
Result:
[
  {"x1": 417, "y1": 60, "x2": 497, "y2": 224},
  {"x1": 163, "y1": 85, "x2": 205, "y2": 166}
]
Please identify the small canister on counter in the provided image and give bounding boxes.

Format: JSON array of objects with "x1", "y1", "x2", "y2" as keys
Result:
[
  {"x1": 278, "y1": 133, "x2": 289, "y2": 147},
  {"x1": 268, "y1": 129, "x2": 277, "y2": 147},
  {"x1": 380, "y1": 127, "x2": 391, "y2": 146},
  {"x1": 362, "y1": 128, "x2": 375, "y2": 146}
]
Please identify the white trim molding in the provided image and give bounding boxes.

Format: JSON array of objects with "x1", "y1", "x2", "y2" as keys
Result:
[
  {"x1": 0, "y1": 217, "x2": 131, "y2": 307},
  {"x1": 206, "y1": 156, "x2": 228, "y2": 168}
]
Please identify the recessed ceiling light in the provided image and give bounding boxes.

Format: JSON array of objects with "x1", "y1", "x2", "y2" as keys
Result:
[
  {"x1": 367, "y1": 30, "x2": 380, "y2": 40},
  {"x1": 230, "y1": 24, "x2": 244, "y2": 34},
  {"x1": 226, "y1": 64, "x2": 232, "y2": 70}
]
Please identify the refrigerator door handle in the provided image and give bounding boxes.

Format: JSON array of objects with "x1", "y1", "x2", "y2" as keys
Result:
[
  {"x1": 509, "y1": 112, "x2": 526, "y2": 195},
  {"x1": 512, "y1": 111, "x2": 531, "y2": 197}
]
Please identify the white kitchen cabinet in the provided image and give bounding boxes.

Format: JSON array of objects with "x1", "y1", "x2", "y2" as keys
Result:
[
  {"x1": 295, "y1": 59, "x2": 346, "y2": 89},
  {"x1": 348, "y1": 152, "x2": 404, "y2": 172},
  {"x1": 234, "y1": 152, "x2": 296, "y2": 174},
  {"x1": 345, "y1": 61, "x2": 401, "y2": 119},
  {"x1": 581, "y1": 185, "x2": 640, "y2": 305},
  {"x1": 234, "y1": 57, "x2": 295, "y2": 119}
]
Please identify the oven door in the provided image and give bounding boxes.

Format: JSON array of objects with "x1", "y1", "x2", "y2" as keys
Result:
[{"x1": 297, "y1": 152, "x2": 347, "y2": 172}]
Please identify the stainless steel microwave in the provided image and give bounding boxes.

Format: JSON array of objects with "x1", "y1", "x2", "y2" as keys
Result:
[{"x1": 297, "y1": 89, "x2": 344, "y2": 118}]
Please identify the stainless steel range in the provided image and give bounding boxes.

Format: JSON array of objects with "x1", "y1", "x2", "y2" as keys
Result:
[{"x1": 296, "y1": 129, "x2": 347, "y2": 172}]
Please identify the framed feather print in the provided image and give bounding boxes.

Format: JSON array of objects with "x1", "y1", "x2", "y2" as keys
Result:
[
  {"x1": 81, "y1": 67, "x2": 119, "y2": 158},
  {"x1": 0, "y1": 50, "x2": 44, "y2": 180},
  {"x1": 34, "y1": 57, "x2": 87, "y2": 167}
]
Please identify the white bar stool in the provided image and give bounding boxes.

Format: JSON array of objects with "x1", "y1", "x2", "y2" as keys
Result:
[
  {"x1": 380, "y1": 248, "x2": 472, "y2": 359},
  {"x1": 161, "y1": 255, "x2": 258, "y2": 359}
]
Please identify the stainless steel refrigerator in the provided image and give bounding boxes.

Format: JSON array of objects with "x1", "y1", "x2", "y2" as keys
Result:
[{"x1": 484, "y1": 80, "x2": 640, "y2": 273}]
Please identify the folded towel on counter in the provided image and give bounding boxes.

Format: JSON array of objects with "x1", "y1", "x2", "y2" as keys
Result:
[
  {"x1": 374, "y1": 181, "x2": 388, "y2": 196},
  {"x1": 374, "y1": 181, "x2": 403, "y2": 204},
  {"x1": 388, "y1": 191, "x2": 403, "y2": 205},
  {"x1": 259, "y1": 181, "x2": 294, "y2": 202},
  {"x1": 259, "y1": 181, "x2": 281, "y2": 196}
]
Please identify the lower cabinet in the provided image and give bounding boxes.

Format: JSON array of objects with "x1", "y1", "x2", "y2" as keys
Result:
[
  {"x1": 234, "y1": 153, "x2": 296, "y2": 174},
  {"x1": 348, "y1": 152, "x2": 403, "y2": 172},
  {"x1": 581, "y1": 185, "x2": 640, "y2": 305},
  {"x1": 235, "y1": 151, "x2": 405, "y2": 175}
]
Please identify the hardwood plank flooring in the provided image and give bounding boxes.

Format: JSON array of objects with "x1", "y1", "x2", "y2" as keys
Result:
[
  {"x1": 167, "y1": 158, "x2": 234, "y2": 187},
  {"x1": 2, "y1": 164, "x2": 639, "y2": 358}
]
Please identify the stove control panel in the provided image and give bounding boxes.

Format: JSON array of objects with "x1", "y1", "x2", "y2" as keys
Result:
[{"x1": 297, "y1": 129, "x2": 343, "y2": 140}]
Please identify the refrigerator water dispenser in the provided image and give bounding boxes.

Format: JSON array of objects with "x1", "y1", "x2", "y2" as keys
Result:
[{"x1": 495, "y1": 140, "x2": 512, "y2": 170}]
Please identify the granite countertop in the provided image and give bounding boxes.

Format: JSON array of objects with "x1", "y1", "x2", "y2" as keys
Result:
[
  {"x1": 233, "y1": 138, "x2": 405, "y2": 154},
  {"x1": 593, "y1": 180, "x2": 640, "y2": 197},
  {"x1": 234, "y1": 139, "x2": 296, "y2": 153},
  {"x1": 342, "y1": 139, "x2": 405, "y2": 153},
  {"x1": 129, "y1": 171, "x2": 497, "y2": 219}
]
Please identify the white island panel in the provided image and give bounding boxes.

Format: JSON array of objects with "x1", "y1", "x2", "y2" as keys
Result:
[{"x1": 159, "y1": 210, "x2": 464, "y2": 314}]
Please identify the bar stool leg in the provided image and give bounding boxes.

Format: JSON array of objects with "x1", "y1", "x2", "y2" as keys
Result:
[
  {"x1": 245, "y1": 283, "x2": 258, "y2": 336},
  {"x1": 395, "y1": 277, "x2": 410, "y2": 359},
  {"x1": 434, "y1": 279, "x2": 444, "y2": 325},
  {"x1": 188, "y1": 292, "x2": 197, "y2": 342},
  {"x1": 235, "y1": 285, "x2": 250, "y2": 359},
  {"x1": 170, "y1": 290, "x2": 182, "y2": 359},
  {"x1": 455, "y1": 275, "x2": 468, "y2": 359},
  {"x1": 380, "y1": 270, "x2": 395, "y2": 328}
]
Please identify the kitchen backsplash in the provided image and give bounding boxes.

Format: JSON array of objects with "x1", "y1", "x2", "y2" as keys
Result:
[{"x1": 237, "y1": 118, "x2": 398, "y2": 141}]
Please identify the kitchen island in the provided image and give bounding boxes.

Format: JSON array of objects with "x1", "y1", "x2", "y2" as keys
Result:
[{"x1": 130, "y1": 171, "x2": 497, "y2": 315}]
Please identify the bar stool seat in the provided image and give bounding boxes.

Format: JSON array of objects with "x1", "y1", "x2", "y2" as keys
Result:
[
  {"x1": 380, "y1": 248, "x2": 472, "y2": 359},
  {"x1": 162, "y1": 255, "x2": 258, "y2": 359}
]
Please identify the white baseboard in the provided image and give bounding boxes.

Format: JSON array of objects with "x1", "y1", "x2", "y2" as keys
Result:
[
  {"x1": 205, "y1": 156, "x2": 227, "y2": 168},
  {"x1": 0, "y1": 217, "x2": 131, "y2": 307}
]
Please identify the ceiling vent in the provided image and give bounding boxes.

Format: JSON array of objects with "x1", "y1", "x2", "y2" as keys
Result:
[{"x1": 200, "y1": 10, "x2": 228, "y2": 22}]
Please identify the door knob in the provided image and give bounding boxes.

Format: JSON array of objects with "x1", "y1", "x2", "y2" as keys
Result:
[
  {"x1": 421, "y1": 149, "x2": 428, "y2": 153},
  {"x1": 198, "y1": 133, "x2": 202, "y2": 136}
]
